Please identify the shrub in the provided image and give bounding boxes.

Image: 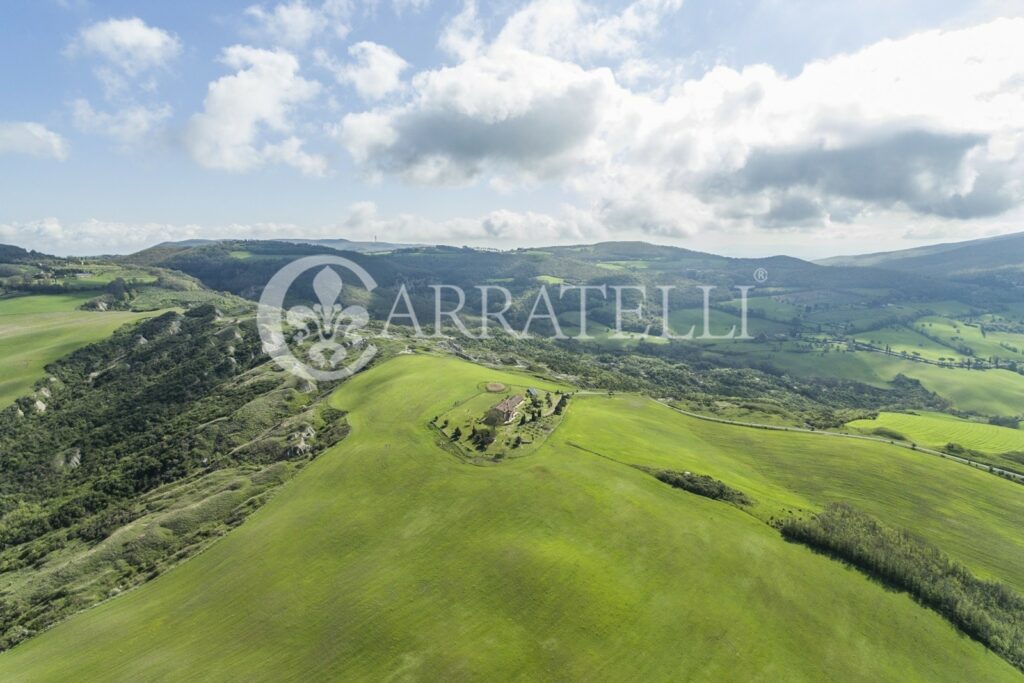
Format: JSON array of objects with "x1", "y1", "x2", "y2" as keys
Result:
[
  {"x1": 641, "y1": 468, "x2": 751, "y2": 506},
  {"x1": 871, "y1": 427, "x2": 906, "y2": 441}
]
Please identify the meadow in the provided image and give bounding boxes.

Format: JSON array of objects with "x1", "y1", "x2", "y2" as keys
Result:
[
  {"x1": 0, "y1": 354, "x2": 1018, "y2": 680},
  {"x1": 723, "y1": 342, "x2": 1024, "y2": 417},
  {"x1": 0, "y1": 294, "x2": 155, "y2": 405},
  {"x1": 915, "y1": 316, "x2": 1024, "y2": 361},
  {"x1": 848, "y1": 411, "x2": 1024, "y2": 455},
  {"x1": 852, "y1": 326, "x2": 966, "y2": 362}
]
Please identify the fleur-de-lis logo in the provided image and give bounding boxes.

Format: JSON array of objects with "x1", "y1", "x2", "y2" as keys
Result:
[
  {"x1": 258, "y1": 255, "x2": 378, "y2": 381},
  {"x1": 286, "y1": 267, "x2": 369, "y2": 369}
]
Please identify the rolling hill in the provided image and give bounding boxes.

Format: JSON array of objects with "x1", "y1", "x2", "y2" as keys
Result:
[
  {"x1": 0, "y1": 354, "x2": 1019, "y2": 680},
  {"x1": 818, "y1": 231, "x2": 1024, "y2": 280}
]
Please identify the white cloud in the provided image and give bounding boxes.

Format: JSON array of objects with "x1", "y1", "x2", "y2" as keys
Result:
[
  {"x1": 0, "y1": 218, "x2": 199, "y2": 255},
  {"x1": 319, "y1": 41, "x2": 409, "y2": 100},
  {"x1": 331, "y1": 111, "x2": 396, "y2": 164},
  {"x1": 245, "y1": 0, "x2": 352, "y2": 47},
  {"x1": 263, "y1": 136, "x2": 329, "y2": 176},
  {"x1": 72, "y1": 99, "x2": 171, "y2": 146},
  {"x1": 337, "y1": 45, "x2": 617, "y2": 183},
  {"x1": 0, "y1": 203, "x2": 598, "y2": 255},
  {"x1": 495, "y1": 0, "x2": 683, "y2": 62},
  {"x1": 439, "y1": 0, "x2": 484, "y2": 60},
  {"x1": 185, "y1": 45, "x2": 326, "y2": 175},
  {"x1": 0, "y1": 122, "x2": 69, "y2": 160},
  {"x1": 68, "y1": 17, "x2": 181, "y2": 95},
  {"x1": 340, "y1": 14, "x2": 1024, "y2": 237}
]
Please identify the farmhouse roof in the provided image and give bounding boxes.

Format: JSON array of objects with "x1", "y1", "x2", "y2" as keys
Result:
[{"x1": 495, "y1": 395, "x2": 524, "y2": 413}]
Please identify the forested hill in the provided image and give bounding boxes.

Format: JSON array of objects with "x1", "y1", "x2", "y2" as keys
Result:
[
  {"x1": 818, "y1": 231, "x2": 1024, "y2": 283},
  {"x1": 122, "y1": 238, "x2": 1008, "y2": 310}
]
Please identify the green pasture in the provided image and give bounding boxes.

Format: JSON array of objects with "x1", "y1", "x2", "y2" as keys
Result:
[
  {"x1": 0, "y1": 294, "x2": 155, "y2": 405},
  {"x1": 848, "y1": 411, "x2": 1024, "y2": 455},
  {"x1": 0, "y1": 355, "x2": 1018, "y2": 680}
]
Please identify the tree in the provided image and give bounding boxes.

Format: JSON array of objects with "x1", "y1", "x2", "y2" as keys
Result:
[
  {"x1": 106, "y1": 277, "x2": 131, "y2": 302},
  {"x1": 451, "y1": 427, "x2": 462, "y2": 441}
]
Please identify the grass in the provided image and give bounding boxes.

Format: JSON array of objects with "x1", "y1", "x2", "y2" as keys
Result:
[
  {"x1": 915, "y1": 316, "x2": 1024, "y2": 361},
  {"x1": 727, "y1": 342, "x2": 1024, "y2": 417},
  {"x1": 554, "y1": 307, "x2": 788, "y2": 350},
  {"x1": 0, "y1": 354, "x2": 1019, "y2": 680},
  {"x1": 720, "y1": 295, "x2": 804, "y2": 321},
  {"x1": 555, "y1": 394, "x2": 1024, "y2": 593},
  {"x1": 0, "y1": 462, "x2": 302, "y2": 644},
  {"x1": 853, "y1": 326, "x2": 966, "y2": 362},
  {"x1": 848, "y1": 411, "x2": 1024, "y2": 456},
  {"x1": 668, "y1": 307, "x2": 790, "y2": 339},
  {"x1": 0, "y1": 294, "x2": 156, "y2": 405}
]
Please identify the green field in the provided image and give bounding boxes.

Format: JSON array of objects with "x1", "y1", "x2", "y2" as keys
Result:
[
  {"x1": 915, "y1": 316, "x2": 1024, "y2": 361},
  {"x1": 728, "y1": 343, "x2": 1024, "y2": 417},
  {"x1": 1, "y1": 355, "x2": 1019, "y2": 680},
  {"x1": 0, "y1": 294, "x2": 155, "y2": 405},
  {"x1": 848, "y1": 411, "x2": 1024, "y2": 454},
  {"x1": 853, "y1": 326, "x2": 966, "y2": 362},
  {"x1": 561, "y1": 395, "x2": 1024, "y2": 590},
  {"x1": 721, "y1": 294, "x2": 804, "y2": 321}
]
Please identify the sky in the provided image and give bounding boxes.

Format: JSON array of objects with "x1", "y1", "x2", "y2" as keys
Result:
[{"x1": 1, "y1": 0, "x2": 1023, "y2": 258}]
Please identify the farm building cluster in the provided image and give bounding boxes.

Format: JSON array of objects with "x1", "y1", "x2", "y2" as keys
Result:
[{"x1": 433, "y1": 385, "x2": 571, "y2": 460}]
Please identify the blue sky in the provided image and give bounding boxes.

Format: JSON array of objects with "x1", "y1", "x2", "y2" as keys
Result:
[{"x1": 1, "y1": 0, "x2": 1023, "y2": 256}]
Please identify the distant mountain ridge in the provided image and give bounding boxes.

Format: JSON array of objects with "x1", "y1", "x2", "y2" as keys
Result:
[
  {"x1": 817, "y1": 231, "x2": 1024, "y2": 277},
  {"x1": 151, "y1": 237, "x2": 417, "y2": 253}
]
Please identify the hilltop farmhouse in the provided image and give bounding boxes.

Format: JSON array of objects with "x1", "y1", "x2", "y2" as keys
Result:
[{"x1": 489, "y1": 395, "x2": 524, "y2": 425}]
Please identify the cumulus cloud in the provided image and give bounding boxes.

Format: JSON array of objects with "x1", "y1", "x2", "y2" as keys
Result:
[
  {"x1": 0, "y1": 202, "x2": 600, "y2": 255},
  {"x1": 185, "y1": 45, "x2": 326, "y2": 175},
  {"x1": 262, "y1": 136, "x2": 329, "y2": 176},
  {"x1": 318, "y1": 41, "x2": 409, "y2": 100},
  {"x1": 67, "y1": 17, "x2": 181, "y2": 95},
  {"x1": 0, "y1": 122, "x2": 69, "y2": 160},
  {"x1": 0, "y1": 218, "x2": 200, "y2": 255},
  {"x1": 709, "y1": 130, "x2": 1017, "y2": 222},
  {"x1": 245, "y1": 0, "x2": 352, "y2": 47},
  {"x1": 338, "y1": 12, "x2": 1024, "y2": 238},
  {"x1": 72, "y1": 99, "x2": 171, "y2": 146},
  {"x1": 336, "y1": 46, "x2": 616, "y2": 183}
]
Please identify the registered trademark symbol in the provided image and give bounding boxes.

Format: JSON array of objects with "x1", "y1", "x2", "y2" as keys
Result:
[{"x1": 753, "y1": 267, "x2": 769, "y2": 283}]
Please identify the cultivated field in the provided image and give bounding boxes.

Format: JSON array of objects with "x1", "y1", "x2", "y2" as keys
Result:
[
  {"x1": 848, "y1": 411, "x2": 1024, "y2": 455},
  {"x1": 728, "y1": 343, "x2": 1024, "y2": 416},
  {"x1": 0, "y1": 294, "x2": 155, "y2": 405}
]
